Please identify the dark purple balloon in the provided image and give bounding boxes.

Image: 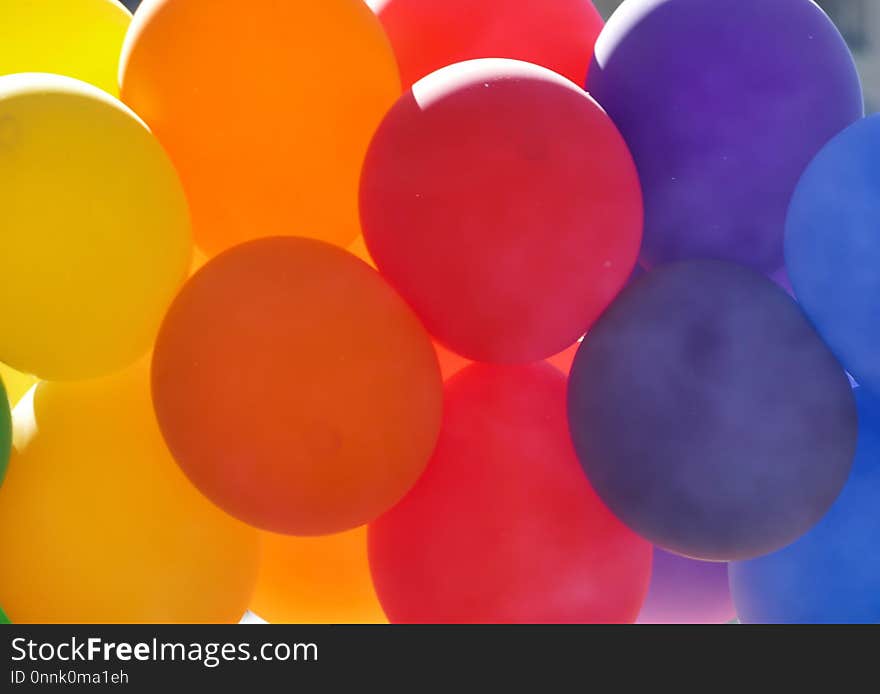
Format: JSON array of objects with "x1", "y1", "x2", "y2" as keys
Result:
[
  {"x1": 566, "y1": 260, "x2": 857, "y2": 561},
  {"x1": 637, "y1": 548, "x2": 733, "y2": 624},
  {"x1": 587, "y1": 0, "x2": 862, "y2": 273}
]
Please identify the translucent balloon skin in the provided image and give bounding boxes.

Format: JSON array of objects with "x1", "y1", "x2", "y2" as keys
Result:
[
  {"x1": 120, "y1": 0, "x2": 400, "y2": 256},
  {"x1": 637, "y1": 548, "x2": 734, "y2": 624},
  {"x1": 0, "y1": 362, "x2": 259, "y2": 624},
  {"x1": 361, "y1": 59, "x2": 643, "y2": 363},
  {"x1": 348, "y1": 236, "x2": 580, "y2": 378},
  {"x1": 252, "y1": 527, "x2": 387, "y2": 624},
  {"x1": 730, "y1": 389, "x2": 880, "y2": 624},
  {"x1": 0, "y1": 364, "x2": 37, "y2": 410},
  {"x1": 374, "y1": 0, "x2": 603, "y2": 87},
  {"x1": 0, "y1": 377, "x2": 9, "y2": 484},
  {"x1": 369, "y1": 363, "x2": 652, "y2": 623},
  {"x1": 0, "y1": 74, "x2": 192, "y2": 380},
  {"x1": 0, "y1": 0, "x2": 130, "y2": 95},
  {"x1": 152, "y1": 237, "x2": 443, "y2": 536},
  {"x1": 587, "y1": 0, "x2": 863, "y2": 273},
  {"x1": 786, "y1": 115, "x2": 880, "y2": 395},
  {"x1": 567, "y1": 261, "x2": 858, "y2": 561}
]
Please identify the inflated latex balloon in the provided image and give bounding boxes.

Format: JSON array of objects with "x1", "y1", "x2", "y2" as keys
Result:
[
  {"x1": 0, "y1": 362, "x2": 259, "y2": 624},
  {"x1": 120, "y1": 0, "x2": 400, "y2": 255},
  {"x1": 0, "y1": 74, "x2": 191, "y2": 380},
  {"x1": 567, "y1": 261, "x2": 857, "y2": 561},
  {"x1": 0, "y1": 0, "x2": 130, "y2": 95},
  {"x1": 0, "y1": 364, "x2": 37, "y2": 409},
  {"x1": 587, "y1": 0, "x2": 862, "y2": 273},
  {"x1": 730, "y1": 388, "x2": 880, "y2": 624},
  {"x1": 347, "y1": 235, "x2": 376, "y2": 269},
  {"x1": 0, "y1": 605, "x2": 8, "y2": 624},
  {"x1": 347, "y1": 241, "x2": 472, "y2": 381},
  {"x1": 638, "y1": 549, "x2": 734, "y2": 624},
  {"x1": 361, "y1": 59, "x2": 642, "y2": 363},
  {"x1": 252, "y1": 527, "x2": 387, "y2": 624},
  {"x1": 546, "y1": 341, "x2": 580, "y2": 375},
  {"x1": 786, "y1": 115, "x2": 880, "y2": 394},
  {"x1": 369, "y1": 363, "x2": 652, "y2": 623},
  {"x1": 0, "y1": 377, "x2": 9, "y2": 483},
  {"x1": 152, "y1": 237, "x2": 442, "y2": 536},
  {"x1": 373, "y1": 0, "x2": 603, "y2": 87}
]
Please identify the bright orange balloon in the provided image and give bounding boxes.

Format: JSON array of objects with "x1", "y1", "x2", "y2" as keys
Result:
[
  {"x1": 546, "y1": 340, "x2": 580, "y2": 374},
  {"x1": 152, "y1": 237, "x2": 443, "y2": 535},
  {"x1": 252, "y1": 527, "x2": 387, "y2": 624},
  {"x1": 0, "y1": 361, "x2": 260, "y2": 623},
  {"x1": 120, "y1": 0, "x2": 400, "y2": 256},
  {"x1": 347, "y1": 235, "x2": 376, "y2": 269}
]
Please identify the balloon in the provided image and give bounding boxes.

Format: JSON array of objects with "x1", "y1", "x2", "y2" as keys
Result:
[
  {"x1": 0, "y1": 364, "x2": 37, "y2": 410},
  {"x1": 0, "y1": 605, "x2": 8, "y2": 624},
  {"x1": 587, "y1": 0, "x2": 862, "y2": 273},
  {"x1": 361, "y1": 59, "x2": 642, "y2": 363},
  {"x1": 120, "y1": 0, "x2": 400, "y2": 256},
  {"x1": 152, "y1": 237, "x2": 442, "y2": 536},
  {"x1": 349, "y1": 233, "x2": 582, "y2": 378},
  {"x1": 567, "y1": 260, "x2": 857, "y2": 561},
  {"x1": 785, "y1": 114, "x2": 880, "y2": 394},
  {"x1": 730, "y1": 388, "x2": 880, "y2": 624},
  {"x1": 347, "y1": 235, "x2": 376, "y2": 269},
  {"x1": 0, "y1": 362, "x2": 259, "y2": 623},
  {"x1": 252, "y1": 527, "x2": 387, "y2": 624},
  {"x1": 0, "y1": 0, "x2": 130, "y2": 96},
  {"x1": 349, "y1": 233, "x2": 583, "y2": 376},
  {"x1": 373, "y1": 0, "x2": 603, "y2": 87},
  {"x1": 369, "y1": 363, "x2": 652, "y2": 623},
  {"x1": 0, "y1": 376, "x2": 9, "y2": 483},
  {"x1": 0, "y1": 74, "x2": 191, "y2": 380},
  {"x1": 637, "y1": 549, "x2": 734, "y2": 624},
  {"x1": 546, "y1": 341, "x2": 580, "y2": 375}
]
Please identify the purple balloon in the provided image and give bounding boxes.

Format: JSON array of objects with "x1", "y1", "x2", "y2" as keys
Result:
[
  {"x1": 638, "y1": 548, "x2": 733, "y2": 624},
  {"x1": 566, "y1": 260, "x2": 857, "y2": 561},
  {"x1": 587, "y1": 0, "x2": 862, "y2": 273}
]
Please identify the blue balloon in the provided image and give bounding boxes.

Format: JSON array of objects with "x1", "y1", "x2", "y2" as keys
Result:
[
  {"x1": 587, "y1": 0, "x2": 862, "y2": 273},
  {"x1": 730, "y1": 388, "x2": 880, "y2": 623},
  {"x1": 786, "y1": 114, "x2": 880, "y2": 395},
  {"x1": 567, "y1": 260, "x2": 857, "y2": 561}
]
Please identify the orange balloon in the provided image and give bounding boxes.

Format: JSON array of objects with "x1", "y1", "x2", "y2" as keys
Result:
[
  {"x1": 347, "y1": 234, "x2": 376, "y2": 269},
  {"x1": 119, "y1": 0, "x2": 400, "y2": 256},
  {"x1": 252, "y1": 527, "x2": 387, "y2": 624},
  {"x1": 152, "y1": 237, "x2": 443, "y2": 535},
  {"x1": 546, "y1": 340, "x2": 580, "y2": 374}
]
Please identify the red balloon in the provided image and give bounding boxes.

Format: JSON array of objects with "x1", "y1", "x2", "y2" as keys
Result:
[
  {"x1": 361, "y1": 59, "x2": 643, "y2": 363},
  {"x1": 368, "y1": 363, "x2": 652, "y2": 623},
  {"x1": 374, "y1": 0, "x2": 604, "y2": 87}
]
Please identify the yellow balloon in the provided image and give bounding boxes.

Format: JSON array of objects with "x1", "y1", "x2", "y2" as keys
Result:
[
  {"x1": 0, "y1": 74, "x2": 191, "y2": 380},
  {"x1": 0, "y1": 0, "x2": 130, "y2": 96},
  {"x1": 0, "y1": 363, "x2": 36, "y2": 409},
  {"x1": 0, "y1": 360, "x2": 260, "y2": 624},
  {"x1": 251, "y1": 527, "x2": 388, "y2": 624}
]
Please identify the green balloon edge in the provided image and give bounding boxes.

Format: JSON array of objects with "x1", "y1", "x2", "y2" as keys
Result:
[{"x1": 0, "y1": 376, "x2": 10, "y2": 484}]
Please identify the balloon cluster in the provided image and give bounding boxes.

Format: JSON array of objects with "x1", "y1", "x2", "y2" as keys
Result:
[{"x1": 0, "y1": 0, "x2": 876, "y2": 624}]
